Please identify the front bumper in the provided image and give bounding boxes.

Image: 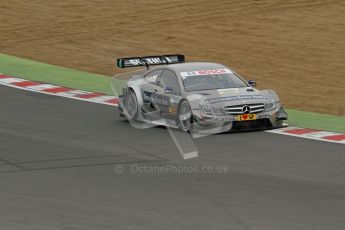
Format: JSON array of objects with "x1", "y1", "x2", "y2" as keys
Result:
[{"x1": 192, "y1": 106, "x2": 287, "y2": 132}]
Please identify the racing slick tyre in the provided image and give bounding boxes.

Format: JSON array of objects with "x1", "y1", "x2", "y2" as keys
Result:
[
  {"x1": 176, "y1": 100, "x2": 192, "y2": 132},
  {"x1": 124, "y1": 89, "x2": 139, "y2": 121}
]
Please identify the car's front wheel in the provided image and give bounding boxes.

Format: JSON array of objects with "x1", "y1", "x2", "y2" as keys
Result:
[{"x1": 176, "y1": 100, "x2": 192, "y2": 132}]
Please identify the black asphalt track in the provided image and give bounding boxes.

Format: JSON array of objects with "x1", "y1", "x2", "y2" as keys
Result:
[{"x1": 0, "y1": 85, "x2": 344, "y2": 230}]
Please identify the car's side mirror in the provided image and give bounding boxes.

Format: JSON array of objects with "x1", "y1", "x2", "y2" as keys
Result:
[
  {"x1": 248, "y1": 80, "x2": 257, "y2": 87},
  {"x1": 164, "y1": 86, "x2": 175, "y2": 94}
]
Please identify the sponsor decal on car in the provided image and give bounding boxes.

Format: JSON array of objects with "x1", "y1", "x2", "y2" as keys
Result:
[
  {"x1": 151, "y1": 94, "x2": 169, "y2": 106},
  {"x1": 170, "y1": 95, "x2": 182, "y2": 103},
  {"x1": 180, "y1": 69, "x2": 232, "y2": 77},
  {"x1": 237, "y1": 114, "x2": 257, "y2": 121},
  {"x1": 168, "y1": 107, "x2": 177, "y2": 113},
  {"x1": 258, "y1": 113, "x2": 272, "y2": 119},
  {"x1": 129, "y1": 57, "x2": 173, "y2": 66},
  {"x1": 206, "y1": 95, "x2": 267, "y2": 104}
]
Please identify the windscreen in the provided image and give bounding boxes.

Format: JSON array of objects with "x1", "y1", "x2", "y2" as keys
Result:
[{"x1": 181, "y1": 69, "x2": 248, "y2": 92}]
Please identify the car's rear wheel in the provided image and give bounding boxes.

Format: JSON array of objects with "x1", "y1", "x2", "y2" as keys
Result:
[
  {"x1": 125, "y1": 90, "x2": 138, "y2": 121},
  {"x1": 176, "y1": 100, "x2": 192, "y2": 132}
]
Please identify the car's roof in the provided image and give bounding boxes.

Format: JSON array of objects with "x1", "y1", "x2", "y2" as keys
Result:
[{"x1": 150, "y1": 62, "x2": 229, "y2": 73}]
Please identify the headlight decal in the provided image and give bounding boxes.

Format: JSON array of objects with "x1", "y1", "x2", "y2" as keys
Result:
[
  {"x1": 265, "y1": 99, "x2": 276, "y2": 111},
  {"x1": 200, "y1": 103, "x2": 214, "y2": 115}
]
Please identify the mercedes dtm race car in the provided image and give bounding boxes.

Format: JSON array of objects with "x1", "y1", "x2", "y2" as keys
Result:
[{"x1": 116, "y1": 54, "x2": 287, "y2": 134}]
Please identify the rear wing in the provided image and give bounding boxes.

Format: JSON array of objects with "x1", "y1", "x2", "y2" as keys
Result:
[{"x1": 117, "y1": 54, "x2": 185, "y2": 69}]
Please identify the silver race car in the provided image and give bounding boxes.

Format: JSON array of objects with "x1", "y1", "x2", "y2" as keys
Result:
[{"x1": 116, "y1": 54, "x2": 287, "y2": 133}]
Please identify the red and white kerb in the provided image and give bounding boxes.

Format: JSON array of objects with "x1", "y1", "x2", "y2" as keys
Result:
[
  {"x1": 0, "y1": 74, "x2": 118, "y2": 106},
  {"x1": 266, "y1": 126, "x2": 345, "y2": 144}
]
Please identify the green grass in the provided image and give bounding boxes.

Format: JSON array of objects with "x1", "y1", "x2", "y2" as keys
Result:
[
  {"x1": 286, "y1": 109, "x2": 345, "y2": 133},
  {"x1": 1, "y1": 53, "x2": 344, "y2": 133},
  {"x1": 0, "y1": 53, "x2": 125, "y2": 94}
]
